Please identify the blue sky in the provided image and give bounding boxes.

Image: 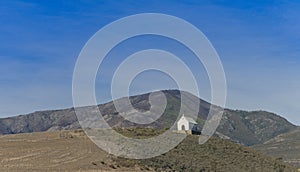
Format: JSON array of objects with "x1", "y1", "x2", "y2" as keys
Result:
[{"x1": 0, "y1": 0, "x2": 300, "y2": 125}]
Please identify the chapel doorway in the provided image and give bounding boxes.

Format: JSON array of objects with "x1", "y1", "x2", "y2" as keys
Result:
[{"x1": 181, "y1": 125, "x2": 185, "y2": 130}]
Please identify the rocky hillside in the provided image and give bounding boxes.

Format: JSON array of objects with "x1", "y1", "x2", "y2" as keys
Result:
[
  {"x1": 218, "y1": 110, "x2": 296, "y2": 145},
  {"x1": 0, "y1": 108, "x2": 80, "y2": 134},
  {"x1": 0, "y1": 90, "x2": 296, "y2": 146},
  {"x1": 253, "y1": 127, "x2": 300, "y2": 167}
]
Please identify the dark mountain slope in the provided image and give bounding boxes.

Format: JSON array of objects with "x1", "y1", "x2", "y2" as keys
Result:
[{"x1": 218, "y1": 110, "x2": 296, "y2": 145}]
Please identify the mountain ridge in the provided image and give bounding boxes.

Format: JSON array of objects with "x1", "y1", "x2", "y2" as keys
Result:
[{"x1": 0, "y1": 89, "x2": 297, "y2": 146}]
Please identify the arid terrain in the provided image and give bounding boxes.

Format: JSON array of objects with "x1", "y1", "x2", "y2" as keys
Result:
[
  {"x1": 0, "y1": 129, "x2": 297, "y2": 172},
  {"x1": 253, "y1": 128, "x2": 300, "y2": 167}
]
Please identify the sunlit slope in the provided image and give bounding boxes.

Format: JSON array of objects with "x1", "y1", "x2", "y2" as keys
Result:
[{"x1": 0, "y1": 129, "x2": 296, "y2": 172}]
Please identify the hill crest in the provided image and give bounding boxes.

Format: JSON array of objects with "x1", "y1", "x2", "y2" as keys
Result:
[{"x1": 0, "y1": 89, "x2": 296, "y2": 146}]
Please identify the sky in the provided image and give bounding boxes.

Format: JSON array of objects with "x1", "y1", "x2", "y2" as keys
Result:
[{"x1": 0, "y1": 0, "x2": 300, "y2": 125}]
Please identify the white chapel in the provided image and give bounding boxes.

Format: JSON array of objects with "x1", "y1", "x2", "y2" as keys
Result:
[{"x1": 177, "y1": 114, "x2": 198, "y2": 131}]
